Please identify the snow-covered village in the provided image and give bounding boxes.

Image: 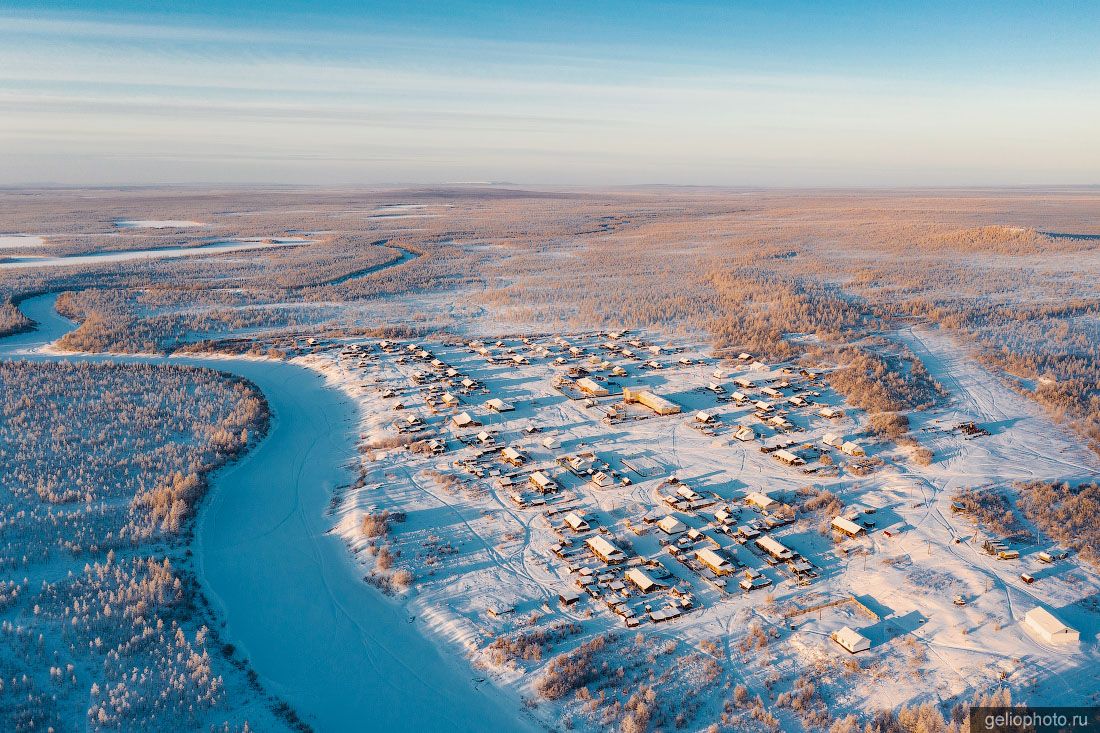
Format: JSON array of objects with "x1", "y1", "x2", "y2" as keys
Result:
[{"x1": 4, "y1": 3, "x2": 1100, "y2": 731}]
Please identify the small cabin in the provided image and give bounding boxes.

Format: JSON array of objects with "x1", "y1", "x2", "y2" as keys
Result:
[
  {"x1": 840, "y1": 441, "x2": 865, "y2": 457},
  {"x1": 586, "y1": 535, "x2": 626, "y2": 564},
  {"x1": 745, "y1": 492, "x2": 777, "y2": 512},
  {"x1": 657, "y1": 515, "x2": 688, "y2": 535},
  {"x1": 755, "y1": 535, "x2": 793, "y2": 561},
  {"x1": 530, "y1": 471, "x2": 558, "y2": 492},
  {"x1": 563, "y1": 512, "x2": 589, "y2": 531},
  {"x1": 625, "y1": 567, "x2": 662, "y2": 593},
  {"x1": 501, "y1": 447, "x2": 526, "y2": 466},
  {"x1": 695, "y1": 548, "x2": 733, "y2": 575},
  {"x1": 831, "y1": 516, "x2": 865, "y2": 537}
]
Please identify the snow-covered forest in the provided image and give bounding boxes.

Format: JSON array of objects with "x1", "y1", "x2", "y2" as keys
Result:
[{"x1": 0, "y1": 360, "x2": 271, "y2": 731}]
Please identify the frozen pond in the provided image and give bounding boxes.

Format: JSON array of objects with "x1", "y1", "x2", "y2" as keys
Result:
[
  {"x1": 0, "y1": 234, "x2": 46, "y2": 249},
  {"x1": 0, "y1": 294, "x2": 531, "y2": 733},
  {"x1": 114, "y1": 219, "x2": 205, "y2": 229},
  {"x1": 0, "y1": 238, "x2": 308, "y2": 269}
]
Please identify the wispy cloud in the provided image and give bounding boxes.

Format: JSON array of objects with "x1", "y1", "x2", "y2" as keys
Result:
[{"x1": 1, "y1": 7, "x2": 1097, "y2": 185}]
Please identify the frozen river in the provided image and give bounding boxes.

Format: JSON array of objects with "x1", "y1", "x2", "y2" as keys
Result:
[
  {"x1": 0, "y1": 293, "x2": 531, "y2": 733},
  {"x1": 0, "y1": 238, "x2": 309, "y2": 269}
]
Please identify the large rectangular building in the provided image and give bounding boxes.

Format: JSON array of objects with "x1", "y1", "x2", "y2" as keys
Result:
[
  {"x1": 575, "y1": 377, "x2": 609, "y2": 396},
  {"x1": 622, "y1": 387, "x2": 681, "y2": 415},
  {"x1": 1022, "y1": 607, "x2": 1079, "y2": 644}
]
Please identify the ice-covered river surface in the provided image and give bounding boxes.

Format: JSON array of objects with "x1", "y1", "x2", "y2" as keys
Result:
[
  {"x1": 0, "y1": 238, "x2": 308, "y2": 269},
  {"x1": 0, "y1": 293, "x2": 531, "y2": 733}
]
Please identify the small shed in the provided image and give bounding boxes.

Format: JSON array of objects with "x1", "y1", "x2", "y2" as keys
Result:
[{"x1": 485, "y1": 398, "x2": 514, "y2": 412}]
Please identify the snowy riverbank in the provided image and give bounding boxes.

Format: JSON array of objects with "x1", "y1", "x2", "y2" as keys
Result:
[{"x1": 2, "y1": 293, "x2": 536, "y2": 732}]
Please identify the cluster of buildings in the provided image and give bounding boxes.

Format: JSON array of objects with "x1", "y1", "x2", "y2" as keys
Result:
[{"x1": 310, "y1": 327, "x2": 1085, "y2": 670}]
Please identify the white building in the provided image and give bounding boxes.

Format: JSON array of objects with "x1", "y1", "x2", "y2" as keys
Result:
[
  {"x1": 832, "y1": 626, "x2": 871, "y2": 653},
  {"x1": 622, "y1": 387, "x2": 681, "y2": 415},
  {"x1": 1022, "y1": 607, "x2": 1080, "y2": 644},
  {"x1": 734, "y1": 425, "x2": 756, "y2": 442},
  {"x1": 485, "y1": 398, "x2": 514, "y2": 412},
  {"x1": 772, "y1": 449, "x2": 805, "y2": 466},
  {"x1": 590, "y1": 471, "x2": 614, "y2": 488}
]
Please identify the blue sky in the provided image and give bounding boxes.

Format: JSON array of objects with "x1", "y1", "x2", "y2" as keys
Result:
[{"x1": 2, "y1": 1, "x2": 1098, "y2": 185}]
